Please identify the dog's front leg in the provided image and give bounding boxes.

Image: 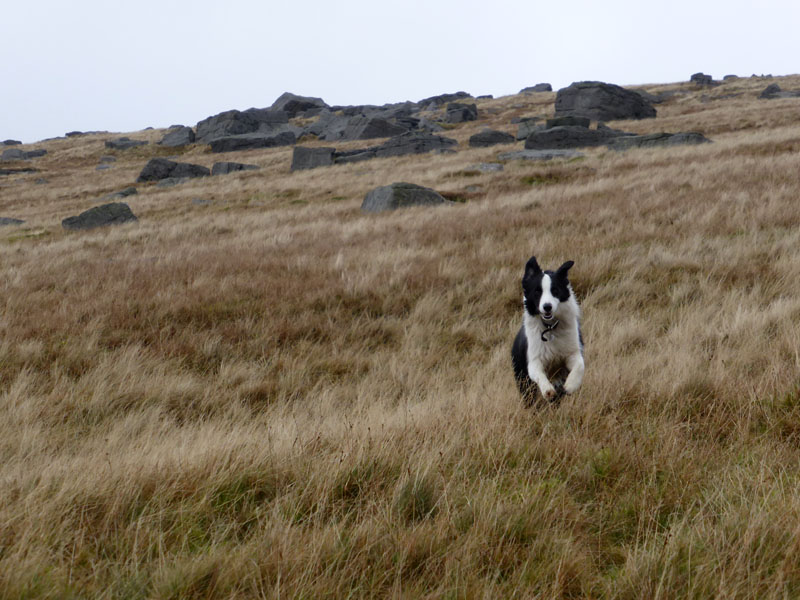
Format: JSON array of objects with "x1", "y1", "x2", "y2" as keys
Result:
[
  {"x1": 527, "y1": 359, "x2": 556, "y2": 401},
  {"x1": 563, "y1": 352, "x2": 585, "y2": 395}
]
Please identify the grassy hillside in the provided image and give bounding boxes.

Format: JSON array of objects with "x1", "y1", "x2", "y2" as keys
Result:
[{"x1": 2, "y1": 75, "x2": 800, "y2": 598}]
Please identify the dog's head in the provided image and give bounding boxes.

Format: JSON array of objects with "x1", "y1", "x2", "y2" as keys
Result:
[{"x1": 522, "y1": 256, "x2": 574, "y2": 321}]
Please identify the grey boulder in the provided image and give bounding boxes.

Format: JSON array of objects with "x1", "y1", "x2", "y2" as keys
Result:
[
  {"x1": 445, "y1": 102, "x2": 478, "y2": 123},
  {"x1": 758, "y1": 84, "x2": 800, "y2": 99},
  {"x1": 468, "y1": 130, "x2": 515, "y2": 147},
  {"x1": 105, "y1": 137, "x2": 148, "y2": 150},
  {"x1": 0, "y1": 217, "x2": 25, "y2": 226},
  {"x1": 361, "y1": 182, "x2": 451, "y2": 212},
  {"x1": 62, "y1": 203, "x2": 138, "y2": 230},
  {"x1": 270, "y1": 92, "x2": 329, "y2": 117},
  {"x1": 516, "y1": 118, "x2": 543, "y2": 140},
  {"x1": 159, "y1": 126, "x2": 196, "y2": 147},
  {"x1": 372, "y1": 132, "x2": 457, "y2": 158},
  {"x1": 1, "y1": 148, "x2": 47, "y2": 161},
  {"x1": 208, "y1": 131, "x2": 296, "y2": 153},
  {"x1": 524, "y1": 126, "x2": 625, "y2": 150},
  {"x1": 520, "y1": 83, "x2": 553, "y2": 93},
  {"x1": 136, "y1": 158, "x2": 210, "y2": 182},
  {"x1": 195, "y1": 109, "x2": 289, "y2": 143},
  {"x1": 555, "y1": 81, "x2": 656, "y2": 121},
  {"x1": 607, "y1": 132, "x2": 711, "y2": 151},
  {"x1": 291, "y1": 147, "x2": 335, "y2": 171},
  {"x1": 690, "y1": 72, "x2": 715, "y2": 86},
  {"x1": 340, "y1": 115, "x2": 408, "y2": 140}
]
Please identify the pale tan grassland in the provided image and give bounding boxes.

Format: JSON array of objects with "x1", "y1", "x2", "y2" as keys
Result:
[{"x1": 2, "y1": 75, "x2": 800, "y2": 598}]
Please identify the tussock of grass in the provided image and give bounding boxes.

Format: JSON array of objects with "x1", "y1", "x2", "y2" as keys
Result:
[{"x1": 2, "y1": 75, "x2": 800, "y2": 597}]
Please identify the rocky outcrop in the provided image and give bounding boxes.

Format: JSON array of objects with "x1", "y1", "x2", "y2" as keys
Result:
[
  {"x1": 195, "y1": 109, "x2": 290, "y2": 144},
  {"x1": 516, "y1": 118, "x2": 542, "y2": 140},
  {"x1": 1, "y1": 148, "x2": 47, "y2": 161},
  {"x1": 269, "y1": 92, "x2": 329, "y2": 117},
  {"x1": 759, "y1": 84, "x2": 800, "y2": 99},
  {"x1": 445, "y1": 102, "x2": 478, "y2": 123},
  {"x1": 468, "y1": 130, "x2": 515, "y2": 147},
  {"x1": 293, "y1": 132, "x2": 458, "y2": 170},
  {"x1": 361, "y1": 182, "x2": 451, "y2": 212},
  {"x1": 690, "y1": 72, "x2": 715, "y2": 86},
  {"x1": 291, "y1": 147, "x2": 335, "y2": 171},
  {"x1": 520, "y1": 83, "x2": 552, "y2": 93},
  {"x1": 158, "y1": 126, "x2": 196, "y2": 147},
  {"x1": 62, "y1": 203, "x2": 138, "y2": 230},
  {"x1": 555, "y1": 81, "x2": 656, "y2": 121},
  {"x1": 208, "y1": 131, "x2": 296, "y2": 153},
  {"x1": 418, "y1": 92, "x2": 471, "y2": 109},
  {"x1": 136, "y1": 158, "x2": 210, "y2": 182},
  {"x1": 607, "y1": 132, "x2": 712, "y2": 151},
  {"x1": 105, "y1": 137, "x2": 148, "y2": 150},
  {"x1": 524, "y1": 126, "x2": 625, "y2": 150}
]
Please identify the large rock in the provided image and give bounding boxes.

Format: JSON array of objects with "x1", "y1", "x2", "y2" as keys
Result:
[
  {"x1": 607, "y1": 132, "x2": 712, "y2": 151},
  {"x1": 291, "y1": 147, "x2": 335, "y2": 171},
  {"x1": 136, "y1": 158, "x2": 210, "y2": 182},
  {"x1": 690, "y1": 72, "x2": 714, "y2": 86},
  {"x1": 445, "y1": 102, "x2": 478, "y2": 123},
  {"x1": 0, "y1": 217, "x2": 25, "y2": 226},
  {"x1": 1, "y1": 140, "x2": 22, "y2": 146},
  {"x1": 158, "y1": 126, "x2": 196, "y2": 147},
  {"x1": 758, "y1": 84, "x2": 800, "y2": 99},
  {"x1": 105, "y1": 137, "x2": 148, "y2": 150},
  {"x1": 340, "y1": 115, "x2": 408, "y2": 140},
  {"x1": 468, "y1": 130, "x2": 515, "y2": 148},
  {"x1": 520, "y1": 83, "x2": 552, "y2": 93},
  {"x1": 361, "y1": 182, "x2": 451, "y2": 212},
  {"x1": 524, "y1": 126, "x2": 624, "y2": 150},
  {"x1": 372, "y1": 132, "x2": 457, "y2": 158},
  {"x1": 418, "y1": 92, "x2": 471, "y2": 108},
  {"x1": 270, "y1": 92, "x2": 328, "y2": 117},
  {"x1": 62, "y1": 203, "x2": 138, "y2": 230},
  {"x1": 211, "y1": 161, "x2": 260, "y2": 176},
  {"x1": 208, "y1": 131, "x2": 296, "y2": 153},
  {"x1": 516, "y1": 118, "x2": 542, "y2": 140},
  {"x1": 195, "y1": 109, "x2": 289, "y2": 143},
  {"x1": 555, "y1": 81, "x2": 656, "y2": 121},
  {"x1": 1, "y1": 148, "x2": 47, "y2": 161}
]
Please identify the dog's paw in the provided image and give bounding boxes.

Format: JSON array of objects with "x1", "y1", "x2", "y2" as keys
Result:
[
  {"x1": 542, "y1": 385, "x2": 557, "y2": 401},
  {"x1": 563, "y1": 381, "x2": 580, "y2": 395}
]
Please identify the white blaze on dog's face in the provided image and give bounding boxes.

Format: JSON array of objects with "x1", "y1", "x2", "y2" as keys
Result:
[{"x1": 539, "y1": 274, "x2": 558, "y2": 321}]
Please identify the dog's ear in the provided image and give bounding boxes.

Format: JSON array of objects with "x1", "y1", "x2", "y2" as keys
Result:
[
  {"x1": 524, "y1": 256, "x2": 542, "y2": 280},
  {"x1": 556, "y1": 260, "x2": 574, "y2": 276}
]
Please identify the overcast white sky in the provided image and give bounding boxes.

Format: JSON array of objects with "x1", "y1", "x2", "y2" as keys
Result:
[{"x1": 2, "y1": 0, "x2": 799, "y2": 143}]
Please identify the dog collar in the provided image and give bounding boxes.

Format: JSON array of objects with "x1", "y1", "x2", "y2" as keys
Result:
[{"x1": 540, "y1": 317, "x2": 559, "y2": 342}]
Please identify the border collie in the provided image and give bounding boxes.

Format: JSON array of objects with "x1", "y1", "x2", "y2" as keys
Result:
[{"x1": 511, "y1": 256, "x2": 584, "y2": 407}]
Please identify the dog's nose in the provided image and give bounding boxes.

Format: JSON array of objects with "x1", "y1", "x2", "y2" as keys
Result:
[{"x1": 542, "y1": 303, "x2": 552, "y2": 313}]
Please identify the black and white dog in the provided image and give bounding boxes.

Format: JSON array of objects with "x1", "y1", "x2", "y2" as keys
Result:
[{"x1": 511, "y1": 256, "x2": 584, "y2": 406}]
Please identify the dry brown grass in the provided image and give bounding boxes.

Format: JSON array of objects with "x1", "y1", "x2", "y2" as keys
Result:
[{"x1": 2, "y1": 75, "x2": 800, "y2": 598}]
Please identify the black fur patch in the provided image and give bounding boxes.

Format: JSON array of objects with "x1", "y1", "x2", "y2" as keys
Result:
[{"x1": 522, "y1": 257, "x2": 573, "y2": 316}]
